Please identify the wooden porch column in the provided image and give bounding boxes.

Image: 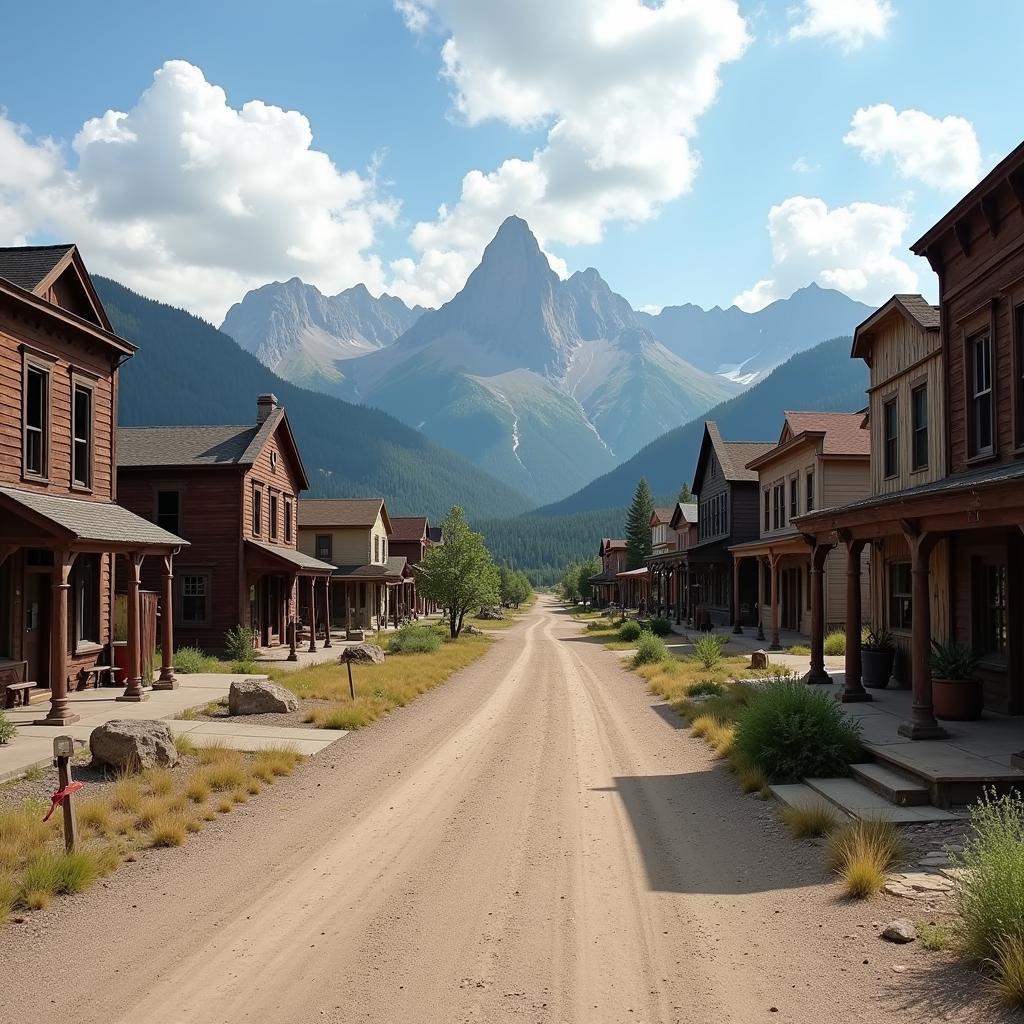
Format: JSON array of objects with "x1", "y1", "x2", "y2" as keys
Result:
[
  {"x1": 731, "y1": 556, "x2": 743, "y2": 634},
  {"x1": 38, "y1": 551, "x2": 79, "y2": 726},
  {"x1": 769, "y1": 552, "x2": 781, "y2": 651},
  {"x1": 154, "y1": 552, "x2": 178, "y2": 690},
  {"x1": 898, "y1": 525, "x2": 947, "y2": 739},
  {"x1": 323, "y1": 576, "x2": 333, "y2": 648},
  {"x1": 307, "y1": 575, "x2": 318, "y2": 653},
  {"x1": 755, "y1": 557, "x2": 766, "y2": 641},
  {"x1": 803, "y1": 541, "x2": 831, "y2": 685},
  {"x1": 675, "y1": 567, "x2": 682, "y2": 625},
  {"x1": 286, "y1": 574, "x2": 298, "y2": 661},
  {"x1": 840, "y1": 535, "x2": 871, "y2": 703},
  {"x1": 118, "y1": 552, "x2": 148, "y2": 702}
]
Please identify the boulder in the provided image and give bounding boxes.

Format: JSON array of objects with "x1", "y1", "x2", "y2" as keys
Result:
[
  {"x1": 228, "y1": 678, "x2": 298, "y2": 716},
  {"x1": 90, "y1": 719, "x2": 178, "y2": 771},
  {"x1": 881, "y1": 918, "x2": 917, "y2": 944},
  {"x1": 477, "y1": 606, "x2": 505, "y2": 621},
  {"x1": 462, "y1": 625, "x2": 485, "y2": 636},
  {"x1": 750, "y1": 650, "x2": 770, "y2": 670},
  {"x1": 339, "y1": 643, "x2": 386, "y2": 665}
]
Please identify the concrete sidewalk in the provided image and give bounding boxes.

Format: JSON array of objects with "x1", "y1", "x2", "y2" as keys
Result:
[{"x1": 0, "y1": 671, "x2": 346, "y2": 783}]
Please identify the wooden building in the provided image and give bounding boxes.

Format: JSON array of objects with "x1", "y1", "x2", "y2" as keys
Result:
[
  {"x1": 589, "y1": 538, "x2": 627, "y2": 607},
  {"x1": 298, "y1": 499, "x2": 415, "y2": 633},
  {"x1": 728, "y1": 412, "x2": 870, "y2": 654},
  {"x1": 0, "y1": 244, "x2": 186, "y2": 723},
  {"x1": 644, "y1": 502, "x2": 697, "y2": 623},
  {"x1": 796, "y1": 138, "x2": 1024, "y2": 740},
  {"x1": 118, "y1": 395, "x2": 335, "y2": 658},
  {"x1": 688, "y1": 423, "x2": 771, "y2": 628},
  {"x1": 388, "y1": 515, "x2": 435, "y2": 615}
]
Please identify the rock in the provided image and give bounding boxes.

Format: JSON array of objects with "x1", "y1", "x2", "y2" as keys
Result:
[
  {"x1": 898, "y1": 872, "x2": 953, "y2": 893},
  {"x1": 228, "y1": 678, "x2": 298, "y2": 715},
  {"x1": 750, "y1": 650, "x2": 769, "y2": 670},
  {"x1": 463, "y1": 625, "x2": 485, "y2": 636},
  {"x1": 477, "y1": 606, "x2": 505, "y2": 621},
  {"x1": 339, "y1": 643, "x2": 386, "y2": 665},
  {"x1": 90, "y1": 719, "x2": 178, "y2": 771},
  {"x1": 882, "y1": 918, "x2": 917, "y2": 944},
  {"x1": 892, "y1": 965, "x2": 907, "y2": 974}
]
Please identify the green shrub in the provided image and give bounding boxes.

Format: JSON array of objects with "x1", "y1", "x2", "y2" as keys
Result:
[
  {"x1": 224, "y1": 625, "x2": 258, "y2": 663},
  {"x1": 174, "y1": 646, "x2": 216, "y2": 674},
  {"x1": 649, "y1": 617, "x2": 673, "y2": 637},
  {"x1": 633, "y1": 632, "x2": 668, "y2": 666},
  {"x1": 230, "y1": 660, "x2": 257, "y2": 674},
  {"x1": 389, "y1": 624, "x2": 442, "y2": 654},
  {"x1": 686, "y1": 680, "x2": 725, "y2": 698},
  {"x1": 733, "y1": 681, "x2": 862, "y2": 783},
  {"x1": 0, "y1": 712, "x2": 15, "y2": 745},
  {"x1": 693, "y1": 632, "x2": 727, "y2": 669},
  {"x1": 618, "y1": 620, "x2": 642, "y2": 642},
  {"x1": 952, "y1": 790, "x2": 1024, "y2": 963},
  {"x1": 823, "y1": 631, "x2": 846, "y2": 656}
]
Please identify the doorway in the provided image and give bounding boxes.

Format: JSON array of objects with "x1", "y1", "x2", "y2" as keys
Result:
[
  {"x1": 781, "y1": 567, "x2": 802, "y2": 632},
  {"x1": 24, "y1": 571, "x2": 51, "y2": 689}
]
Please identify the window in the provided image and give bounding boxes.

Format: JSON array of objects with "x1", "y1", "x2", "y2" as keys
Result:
[
  {"x1": 252, "y1": 487, "x2": 262, "y2": 536},
  {"x1": 284, "y1": 496, "x2": 293, "y2": 543},
  {"x1": 374, "y1": 535, "x2": 380, "y2": 562},
  {"x1": 72, "y1": 382, "x2": 92, "y2": 487},
  {"x1": 888, "y1": 562, "x2": 912, "y2": 631},
  {"x1": 883, "y1": 399, "x2": 898, "y2": 478},
  {"x1": 969, "y1": 331, "x2": 994, "y2": 457},
  {"x1": 805, "y1": 469, "x2": 814, "y2": 512},
  {"x1": 972, "y1": 560, "x2": 1008, "y2": 657},
  {"x1": 181, "y1": 573, "x2": 210, "y2": 625},
  {"x1": 1016, "y1": 305, "x2": 1024, "y2": 448},
  {"x1": 789, "y1": 477, "x2": 798, "y2": 519},
  {"x1": 911, "y1": 384, "x2": 928, "y2": 471},
  {"x1": 0, "y1": 560, "x2": 10, "y2": 659},
  {"x1": 24, "y1": 363, "x2": 49, "y2": 478},
  {"x1": 156, "y1": 491, "x2": 180, "y2": 535},
  {"x1": 763, "y1": 489, "x2": 770, "y2": 532},
  {"x1": 73, "y1": 554, "x2": 100, "y2": 647},
  {"x1": 269, "y1": 493, "x2": 279, "y2": 541},
  {"x1": 772, "y1": 483, "x2": 784, "y2": 530},
  {"x1": 315, "y1": 534, "x2": 332, "y2": 562}
]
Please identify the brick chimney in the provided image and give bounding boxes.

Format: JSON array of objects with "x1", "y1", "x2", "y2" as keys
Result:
[{"x1": 256, "y1": 393, "x2": 278, "y2": 424}]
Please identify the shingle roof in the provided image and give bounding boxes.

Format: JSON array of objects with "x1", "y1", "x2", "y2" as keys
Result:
[
  {"x1": 651, "y1": 507, "x2": 673, "y2": 524},
  {"x1": 675, "y1": 502, "x2": 698, "y2": 523},
  {"x1": 782, "y1": 411, "x2": 870, "y2": 457},
  {"x1": 893, "y1": 294, "x2": 940, "y2": 330},
  {"x1": 602, "y1": 538, "x2": 627, "y2": 551},
  {"x1": 0, "y1": 244, "x2": 75, "y2": 292},
  {"x1": 245, "y1": 539, "x2": 334, "y2": 574},
  {"x1": 0, "y1": 486, "x2": 187, "y2": 548},
  {"x1": 332, "y1": 555, "x2": 410, "y2": 582},
  {"x1": 298, "y1": 498, "x2": 387, "y2": 529},
  {"x1": 389, "y1": 516, "x2": 429, "y2": 541},
  {"x1": 118, "y1": 424, "x2": 261, "y2": 467},
  {"x1": 721, "y1": 441, "x2": 774, "y2": 482}
]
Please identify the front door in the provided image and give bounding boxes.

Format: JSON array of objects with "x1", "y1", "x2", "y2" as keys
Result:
[
  {"x1": 782, "y1": 568, "x2": 802, "y2": 632},
  {"x1": 24, "y1": 571, "x2": 50, "y2": 689}
]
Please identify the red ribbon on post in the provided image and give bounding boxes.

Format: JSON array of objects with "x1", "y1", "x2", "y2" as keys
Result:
[{"x1": 43, "y1": 781, "x2": 84, "y2": 822}]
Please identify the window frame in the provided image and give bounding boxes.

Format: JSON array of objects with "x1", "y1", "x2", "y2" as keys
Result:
[
  {"x1": 252, "y1": 485, "x2": 263, "y2": 537},
  {"x1": 1015, "y1": 302, "x2": 1024, "y2": 451},
  {"x1": 156, "y1": 489, "x2": 181, "y2": 536},
  {"x1": 888, "y1": 561, "x2": 912, "y2": 632},
  {"x1": 971, "y1": 558, "x2": 1008, "y2": 661},
  {"x1": 882, "y1": 397, "x2": 899, "y2": 479},
  {"x1": 269, "y1": 491, "x2": 279, "y2": 542},
  {"x1": 315, "y1": 534, "x2": 333, "y2": 563},
  {"x1": 789, "y1": 476, "x2": 798, "y2": 520},
  {"x1": 910, "y1": 381, "x2": 929, "y2": 472},
  {"x1": 968, "y1": 329, "x2": 995, "y2": 459},
  {"x1": 762, "y1": 488, "x2": 770, "y2": 533},
  {"x1": 179, "y1": 571, "x2": 212, "y2": 626},
  {"x1": 73, "y1": 553, "x2": 101, "y2": 652},
  {"x1": 283, "y1": 496, "x2": 293, "y2": 544},
  {"x1": 22, "y1": 353, "x2": 52, "y2": 481},
  {"x1": 805, "y1": 468, "x2": 814, "y2": 513}
]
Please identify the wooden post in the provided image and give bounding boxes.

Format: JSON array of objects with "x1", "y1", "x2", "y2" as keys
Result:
[
  {"x1": 731, "y1": 556, "x2": 743, "y2": 634},
  {"x1": 154, "y1": 553, "x2": 178, "y2": 689},
  {"x1": 323, "y1": 576, "x2": 333, "y2": 648},
  {"x1": 118, "y1": 552, "x2": 148, "y2": 702},
  {"x1": 755, "y1": 557, "x2": 765, "y2": 641},
  {"x1": 57, "y1": 749, "x2": 78, "y2": 852},
  {"x1": 898, "y1": 524, "x2": 947, "y2": 739},
  {"x1": 307, "y1": 575, "x2": 318, "y2": 653},
  {"x1": 287, "y1": 574, "x2": 298, "y2": 661},
  {"x1": 769, "y1": 553, "x2": 781, "y2": 651},
  {"x1": 803, "y1": 541, "x2": 831, "y2": 685},
  {"x1": 38, "y1": 551, "x2": 79, "y2": 726},
  {"x1": 840, "y1": 535, "x2": 871, "y2": 702}
]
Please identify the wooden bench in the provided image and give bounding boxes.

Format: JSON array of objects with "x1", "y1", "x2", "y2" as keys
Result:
[
  {"x1": 77, "y1": 665, "x2": 120, "y2": 691},
  {"x1": 4, "y1": 680, "x2": 35, "y2": 708}
]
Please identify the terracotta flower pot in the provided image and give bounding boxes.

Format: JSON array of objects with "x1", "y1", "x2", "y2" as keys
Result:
[
  {"x1": 861, "y1": 649, "x2": 895, "y2": 689},
  {"x1": 932, "y1": 677, "x2": 984, "y2": 721}
]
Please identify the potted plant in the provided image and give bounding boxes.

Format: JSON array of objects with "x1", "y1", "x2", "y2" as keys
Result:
[
  {"x1": 930, "y1": 639, "x2": 983, "y2": 721},
  {"x1": 861, "y1": 628, "x2": 896, "y2": 689}
]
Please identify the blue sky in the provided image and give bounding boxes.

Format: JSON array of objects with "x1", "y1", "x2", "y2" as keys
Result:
[{"x1": 0, "y1": 0, "x2": 1019, "y2": 321}]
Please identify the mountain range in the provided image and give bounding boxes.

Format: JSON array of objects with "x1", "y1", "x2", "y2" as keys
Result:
[{"x1": 219, "y1": 217, "x2": 873, "y2": 505}]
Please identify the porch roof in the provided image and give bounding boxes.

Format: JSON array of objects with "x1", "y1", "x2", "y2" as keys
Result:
[
  {"x1": 331, "y1": 556, "x2": 412, "y2": 584},
  {"x1": 729, "y1": 534, "x2": 809, "y2": 558},
  {"x1": 245, "y1": 539, "x2": 334, "y2": 575},
  {"x1": 0, "y1": 486, "x2": 187, "y2": 551},
  {"x1": 616, "y1": 566, "x2": 649, "y2": 579}
]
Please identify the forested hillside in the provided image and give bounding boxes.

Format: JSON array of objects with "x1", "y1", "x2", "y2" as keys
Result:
[{"x1": 98, "y1": 278, "x2": 534, "y2": 521}]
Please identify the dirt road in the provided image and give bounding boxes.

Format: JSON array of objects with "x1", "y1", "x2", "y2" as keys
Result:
[{"x1": 1, "y1": 597, "x2": 992, "y2": 1022}]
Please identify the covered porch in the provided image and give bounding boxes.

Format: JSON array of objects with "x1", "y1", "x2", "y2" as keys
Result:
[
  {"x1": 588, "y1": 573, "x2": 620, "y2": 609},
  {"x1": 0, "y1": 485, "x2": 186, "y2": 726},
  {"x1": 615, "y1": 566, "x2": 650, "y2": 613},
  {"x1": 729, "y1": 536, "x2": 812, "y2": 650},
  {"x1": 329, "y1": 556, "x2": 416, "y2": 637},
  {"x1": 643, "y1": 552, "x2": 690, "y2": 624}
]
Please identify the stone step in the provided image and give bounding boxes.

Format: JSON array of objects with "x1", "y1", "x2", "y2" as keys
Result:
[
  {"x1": 804, "y1": 776, "x2": 961, "y2": 824},
  {"x1": 850, "y1": 762, "x2": 931, "y2": 806},
  {"x1": 768, "y1": 782, "x2": 851, "y2": 820}
]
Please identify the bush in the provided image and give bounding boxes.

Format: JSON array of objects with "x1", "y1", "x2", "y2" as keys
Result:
[
  {"x1": 781, "y1": 802, "x2": 840, "y2": 838},
  {"x1": 693, "y1": 633, "x2": 727, "y2": 669},
  {"x1": 823, "y1": 631, "x2": 846, "y2": 656},
  {"x1": 618, "y1": 620, "x2": 642, "y2": 642},
  {"x1": 686, "y1": 680, "x2": 725, "y2": 698},
  {"x1": 633, "y1": 632, "x2": 668, "y2": 666},
  {"x1": 732, "y1": 681, "x2": 862, "y2": 783},
  {"x1": 649, "y1": 617, "x2": 673, "y2": 637},
  {"x1": 389, "y1": 624, "x2": 443, "y2": 654},
  {"x1": 0, "y1": 712, "x2": 15, "y2": 745},
  {"x1": 174, "y1": 646, "x2": 215, "y2": 674},
  {"x1": 953, "y1": 790, "x2": 1024, "y2": 963},
  {"x1": 224, "y1": 625, "x2": 259, "y2": 663},
  {"x1": 826, "y1": 818, "x2": 903, "y2": 898}
]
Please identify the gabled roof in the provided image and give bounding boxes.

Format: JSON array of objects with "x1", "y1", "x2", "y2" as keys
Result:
[
  {"x1": 245, "y1": 539, "x2": 334, "y2": 574},
  {"x1": 851, "y1": 294, "x2": 940, "y2": 361},
  {"x1": 298, "y1": 498, "x2": 392, "y2": 534},
  {"x1": 389, "y1": 516, "x2": 429, "y2": 542},
  {"x1": 0, "y1": 244, "x2": 75, "y2": 292},
  {"x1": 669, "y1": 502, "x2": 698, "y2": 530},
  {"x1": 649, "y1": 507, "x2": 674, "y2": 527},
  {"x1": 693, "y1": 421, "x2": 773, "y2": 492},
  {"x1": 600, "y1": 538, "x2": 627, "y2": 555},
  {"x1": 747, "y1": 411, "x2": 870, "y2": 471}
]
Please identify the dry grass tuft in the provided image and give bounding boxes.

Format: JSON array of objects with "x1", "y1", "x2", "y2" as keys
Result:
[
  {"x1": 216, "y1": 798, "x2": 233, "y2": 814},
  {"x1": 148, "y1": 811, "x2": 189, "y2": 848},
  {"x1": 184, "y1": 775, "x2": 211, "y2": 804},
  {"x1": 142, "y1": 766, "x2": 176, "y2": 797},
  {"x1": 134, "y1": 795, "x2": 170, "y2": 830},
  {"x1": 827, "y1": 818, "x2": 903, "y2": 898},
  {"x1": 781, "y1": 802, "x2": 840, "y2": 839},
  {"x1": 991, "y1": 934, "x2": 1024, "y2": 1007},
  {"x1": 734, "y1": 762, "x2": 770, "y2": 796},
  {"x1": 110, "y1": 777, "x2": 144, "y2": 815},
  {"x1": 203, "y1": 762, "x2": 247, "y2": 793},
  {"x1": 174, "y1": 734, "x2": 198, "y2": 756}
]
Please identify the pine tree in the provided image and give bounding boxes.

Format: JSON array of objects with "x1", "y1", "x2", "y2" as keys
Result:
[
  {"x1": 678, "y1": 482, "x2": 693, "y2": 503},
  {"x1": 625, "y1": 478, "x2": 655, "y2": 570}
]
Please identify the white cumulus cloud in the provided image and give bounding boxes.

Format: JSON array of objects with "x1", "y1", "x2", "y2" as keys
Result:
[
  {"x1": 733, "y1": 195, "x2": 918, "y2": 312},
  {"x1": 0, "y1": 61, "x2": 396, "y2": 322},
  {"x1": 788, "y1": 0, "x2": 894, "y2": 52},
  {"x1": 388, "y1": 0, "x2": 750, "y2": 307},
  {"x1": 843, "y1": 103, "x2": 982, "y2": 192}
]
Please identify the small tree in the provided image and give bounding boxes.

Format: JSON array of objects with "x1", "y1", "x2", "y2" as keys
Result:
[
  {"x1": 560, "y1": 562, "x2": 582, "y2": 604},
  {"x1": 625, "y1": 478, "x2": 655, "y2": 570},
  {"x1": 576, "y1": 556, "x2": 602, "y2": 608},
  {"x1": 417, "y1": 506, "x2": 500, "y2": 638},
  {"x1": 678, "y1": 482, "x2": 693, "y2": 504}
]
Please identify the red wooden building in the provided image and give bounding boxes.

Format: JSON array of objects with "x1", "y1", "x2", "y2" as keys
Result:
[
  {"x1": 388, "y1": 515, "x2": 436, "y2": 615},
  {"x1": 0, "y1": 244, "x2": 186, "y2": 722},
  {"x1": 117, "y1": 395, "x2": 334, "y2": 658}
]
